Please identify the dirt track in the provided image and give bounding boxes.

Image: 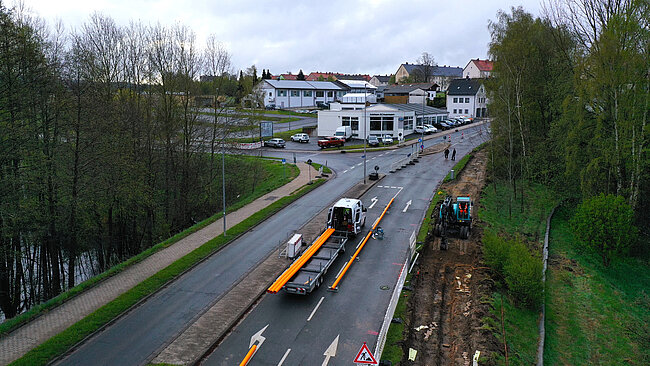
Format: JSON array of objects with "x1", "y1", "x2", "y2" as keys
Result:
[{"x1": 402, "y1": 149, "x2": 500, "y2": 365}]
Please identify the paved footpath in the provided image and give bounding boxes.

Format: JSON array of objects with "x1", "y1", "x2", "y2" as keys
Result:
[{"x1": 0, "y1": 162, "x2": 319, "y2": 365}]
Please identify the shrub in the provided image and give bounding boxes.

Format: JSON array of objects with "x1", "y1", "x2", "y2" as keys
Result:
[
  {"x1": 504, "y1": 241, "x2": 543, "y2": 308},
  {"x1": 571, "y1": 194, "x2": 638, "y2": 266},
  {"x1": 483, "y1": 231, "x2": 510, "y2": 275}
]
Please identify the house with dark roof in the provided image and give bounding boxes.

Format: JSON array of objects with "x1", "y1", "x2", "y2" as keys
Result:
[
  {"x1": 258, "y1": 79, "x2": 349, "y2": 108},
  {"x1": 383, "y1": 83, "x2": 438, "y2": 104},
  {"x1": 463, "y1": 59, "x2": 494, "y2": 78},
  {"x1": 369, "y1": 75, "x2": 391, "y2": 87},
  {"x1": 446, "y1": 78, "x2": 488, "y2": 118},
  {"x1": 394, "y1": 63, "x2": 462, "y2": 91}
]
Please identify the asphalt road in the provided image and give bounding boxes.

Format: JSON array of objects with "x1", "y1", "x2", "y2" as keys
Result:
[
  {"x1": 201, "y1": 127, "x2": 488, "y2": 365},
  {"x1": 55, "y1": 123, "x2": 489, "y2": 366}
]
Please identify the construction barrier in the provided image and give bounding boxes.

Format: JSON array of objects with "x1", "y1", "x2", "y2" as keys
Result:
[
  {"x1": 267, "y1": 228, "x2": 335, "y2": 293},
  {"x1": 389, "y1": 150, "x2": 419, "y2": 173}
]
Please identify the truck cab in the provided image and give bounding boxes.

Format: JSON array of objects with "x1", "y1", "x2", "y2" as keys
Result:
[{"x1": 327, "y1": 198, "x2": 366, "y2": 235}]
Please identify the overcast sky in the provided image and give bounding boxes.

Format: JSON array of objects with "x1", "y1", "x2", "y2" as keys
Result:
[{"x1": 14, "y1": 0, "x2": 543, "y2": 76}]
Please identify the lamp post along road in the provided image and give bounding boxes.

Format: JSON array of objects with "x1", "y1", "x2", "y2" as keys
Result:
[
  {"x1": 363, "y1": 86, "x2": 367, "y2": 184},
  {"x1": 215, "y1": 89, "x2": 226, "y2": 236}
]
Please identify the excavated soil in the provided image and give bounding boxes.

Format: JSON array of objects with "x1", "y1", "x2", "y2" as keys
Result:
[{"x1": 402, "y1": 149, "x2": 500, "y2": 365}]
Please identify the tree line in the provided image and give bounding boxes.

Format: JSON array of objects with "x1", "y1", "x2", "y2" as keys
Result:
[
  {"x1": 486, "y1": 0, "x2": 648, "y2": 252},
  {"x1": 0, "y1": 4, "x2": 272, "y2": 319}
]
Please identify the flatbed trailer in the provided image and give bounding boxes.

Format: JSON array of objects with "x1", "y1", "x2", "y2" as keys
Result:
[{"x1": 283, "y1": 231, "x2": 348, "y2": 295}]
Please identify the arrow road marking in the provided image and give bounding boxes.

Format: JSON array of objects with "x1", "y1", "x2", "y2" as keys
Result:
[
  {"x1": 403, "y1": 200, "x2": 412, "y2": 213},
  {"x1": 307, "y1": 297, "x2": 325, "y2": 322},
  {"x1": 368, "y1": 197, "x2": 378, "y2": 209},
  {"x1": 277, "y1": 348, "x2": 291, "y2": 366},
  {"x1": 250, "y1": 324, "x2": 268, "y2": 348},
  {"x1": 322, "y1": 335, "x2": 339, "y2": 366}
]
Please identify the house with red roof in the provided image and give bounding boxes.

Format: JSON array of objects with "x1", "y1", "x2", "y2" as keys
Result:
[{"x1": 462, "y1": 59, "x2": 493, "y2": 78}]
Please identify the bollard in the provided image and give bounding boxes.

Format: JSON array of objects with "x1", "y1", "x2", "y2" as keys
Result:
[{"x1": 450, "y1": 169, "x2": 455, "y2": 180}]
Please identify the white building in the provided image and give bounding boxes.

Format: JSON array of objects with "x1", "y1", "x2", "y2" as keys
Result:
[
  {"x1": 258, "y1": 80, "x2": 349, "y2": 109},
  {"x1": 317, "y1": 103, "x2": 449, "y2": 139},
  {"x1": 446, "y1": 78, "x2": 488, "y2": 118},
  {"x1": 462, "y1": 59, "x2": 493, "y2": 79}
]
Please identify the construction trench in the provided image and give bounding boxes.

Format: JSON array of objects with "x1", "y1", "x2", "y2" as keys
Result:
[{"x1": 401, "y1": 148, "x2": 501, "y2": 365}]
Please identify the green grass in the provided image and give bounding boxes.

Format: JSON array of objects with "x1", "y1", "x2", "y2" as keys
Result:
[
  {"x1": 417, "y1": 190, "x2": 446, "y2": 243},
  {"x1": 11, "y1": 178, "x2": 326, "y2": 366},
  {"x1": 309, "y1": 162, "x2": 332, "y2": 174},
  {"x1": 488, "y1": 293, "x2": 540, "y2": 366},
  {"x1": 544, "y1": 205, "x2": 649, "y2": 365},
  {"x1": 443, "y1": 153, "x2": 472, "y2": 182},
  {"x1": 0, "y1": 158, "x2": 298, "y2": 337}
]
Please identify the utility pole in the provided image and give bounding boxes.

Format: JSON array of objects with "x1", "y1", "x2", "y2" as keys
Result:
[
  {"x1": 216, "y1": 88, "x2": 226, "y2": 236},
  {"x1": 363, "y1": 85, "x2": 367, "y2": 184}
]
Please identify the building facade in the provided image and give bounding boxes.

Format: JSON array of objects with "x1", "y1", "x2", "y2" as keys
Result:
[
  {"x1": 462, "y1": 59, "x2": 494, "y2": 78},
  {"x1": 446, "y1": 78, "x2": 488, "y2": 118},
  {"x1": 394, "y1": 63, "x2": 462, "y2": 91},
  {"x1": 258, "y1": 80, "x2": 349, "y2": 108}
]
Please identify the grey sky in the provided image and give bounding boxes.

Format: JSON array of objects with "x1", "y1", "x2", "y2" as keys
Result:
[{"x1": 15, "y1": 0, "x2": 543, "y2": 76}]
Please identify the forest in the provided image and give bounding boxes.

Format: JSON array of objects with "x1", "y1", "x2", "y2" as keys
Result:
[
  {"x1": 486, "y1": 0, "x2": 648, "y2": 243},
  {"x1": 0, "y1": 3, "x2": 270, "y2": 320}
]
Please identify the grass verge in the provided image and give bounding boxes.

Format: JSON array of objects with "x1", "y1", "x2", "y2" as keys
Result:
[
  {"x1": 381, "y1": 275, "x2": 411, "y2": 364},
  {"x1": 0, "y1": 159, "x2": 298, "y2": 336},
  {"x1": 10, "y1": 178, "x2": 326, "y2": 366},
  {"x1": 543, "y1": 205, "x2": 649, "y2": 365}
]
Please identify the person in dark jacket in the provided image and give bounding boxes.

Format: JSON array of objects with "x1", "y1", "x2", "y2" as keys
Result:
[
  {"x1": 444, "y1": 148, "x2": 449, "y2": 159},
  {"x1": 451, "y1": 148, "x2": 456, "y2": 161}
]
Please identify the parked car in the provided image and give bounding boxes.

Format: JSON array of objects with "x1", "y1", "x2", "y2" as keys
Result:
[
  {"x1": 318, "y1": 136, "x2": 345, "y2": 148},
  {"x1": 291, "y1": 133, "x2": 310, "y2": 143},
  {"x1": 424, "y1": 125, "x2": 439, "y2": 134},
  {"x1": 264, "y1": 138, "x2": 285, "y2": 148},
  {"x1": 440, "y1": 121, "x2": 453, "y2": 129},
  {"x1": 382, "y1": 134, "x2": 394, "y2": 144},
  {"x1": 414, "y1": 125, "x2": 429, "y2": 134},
  {"x1": 367, "y1": 135, "x2": 380, "y2": 147},
  {"x1": 265, "y1": 104, "x2": 276, "y2": 110}
]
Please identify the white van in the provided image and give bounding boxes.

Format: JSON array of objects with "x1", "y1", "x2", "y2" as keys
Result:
[
  {"x1": 327, "y1": 198, "x2": 367, "y2": 235},
  {"x1": 335, "y1": 126, "x2": 353, "y2": 141}
]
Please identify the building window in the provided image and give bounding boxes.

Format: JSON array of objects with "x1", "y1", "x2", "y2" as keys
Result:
[
  {"x1": 277, "y1": 90, "x2": 287, "y2": 97},
  {"x1": 316, "y1": 91, "x2": 324, "y2": 98},
  {"x1": 342, "y1": 116, "x2": 351, "y2": 127},
  {"x1": 350, "y1": 117, "x2": 359, "y2": 130},
  {"x1": 268, "y1": 92, "x2": 272, "y2": 97},
  {"x1": 453, "y1": 97, "x2": 458, "y2": 103},
  {"x1": 382, "y1": 116, "x2": 394, "y2": 131},
  {"x1": 327, "y1": 91, "x2": 333, "y2": 98},
  {"x1": 403, "y1": 116, "x2": 413, "y2": 130},
  {"x1": 465, "y1": 109, "x2": 469, "y2": 114},
  {"x1": 303, "y1": 90, "x2": 312, "y2": 97},
  {"x1": 465, "y1": 98, "x2": 470, "y2": 103},
  {"x1": 337, "y1": 91, "x2": 343, "y2": 97},
  {"x1": 453, "y1": 109, "x2": 457, "y2": 114},
  {"x1": 370, "y1": 116, "x2": 382, "y2": 130},
  {"x1": 291, "y1": 90, "x2": 300, "y2": 97}
]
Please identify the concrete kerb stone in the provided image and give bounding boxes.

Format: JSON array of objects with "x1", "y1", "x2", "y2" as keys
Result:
[
  {"x1": 154, "y1": 175, "x2": 386, "y2": 366},
  {"x1": 0, "y1": 162, "x2": 320, "y2": 365}
]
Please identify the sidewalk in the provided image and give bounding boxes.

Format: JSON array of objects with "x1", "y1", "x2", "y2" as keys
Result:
[{"x1": 0, "y1": 162, "x2": 320, "y2": 365}]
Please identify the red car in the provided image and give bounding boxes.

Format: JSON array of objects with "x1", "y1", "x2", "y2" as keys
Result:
[{"x1": 318, "y1": 136, "x2": 345, "y2": 149}]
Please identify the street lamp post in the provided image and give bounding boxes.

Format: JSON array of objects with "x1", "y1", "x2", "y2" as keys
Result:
[
  {"x1": 363, "y1": 86, "x2": 367, "y2": 184},
  {"x1": 215, "y1": 88, "x2": 226, "y2": 236}
]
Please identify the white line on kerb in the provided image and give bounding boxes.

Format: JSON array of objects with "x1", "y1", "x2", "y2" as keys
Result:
[
  {"x1": 336, "y1": 261, "x2": 348, "y2": 279},
  {"x1": 278, "y1": 348, "x2": 291, "y2": 365},
  {"x1": 307, "y1": 297, "x2": 325, "y2": 322}
]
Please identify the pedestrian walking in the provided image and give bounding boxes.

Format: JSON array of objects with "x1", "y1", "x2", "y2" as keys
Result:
[
  {"x1": 444, "y1": 148, "x2": 449, "y2": 159},
  {"x1": 451, "y1": 148, "x2": 456, "y2": 161}
]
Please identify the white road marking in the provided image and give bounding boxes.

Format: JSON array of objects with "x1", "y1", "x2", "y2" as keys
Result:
[
  {"x1": 368, "y1": 197, "x2": 378, "y2": 209},
  {"x1": 322, "y1": 335, "x2": 339, "y2": 366},
  {"x1": 343, "y1": 169, "x2": 348, "y2": 174},
  {"x1": 278, "y1": 349, "x2": 291, "y2": 365},
  {"x1": 371, "y1": 157, "x2": 377, "y2": 160},
  {"x1": 403, "y1": 199, "x2": 412, "y2": 213},
  {"x1": 390, "y1": 186, "x2": 397, "y2": 189},
  {"x1": 377, "y1": 185, "x2": 383, "y2": 188},
  {"x1": 357, "y1": 162, "x2": 363, "y2": 166},
  {"x1": 350, "y1": 165, "x2": 355, "y2": 170},
  {"x1": 307, "y1": 297, "x2": 325, "y2": 322},
  {"x1": 335, "y1": 262, "x2": 348, "y2": 278}
]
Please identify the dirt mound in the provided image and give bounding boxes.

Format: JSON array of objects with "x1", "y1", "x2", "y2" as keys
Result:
[{"x1": 402, "y1": 149, "x2": 500, "y2": 365}]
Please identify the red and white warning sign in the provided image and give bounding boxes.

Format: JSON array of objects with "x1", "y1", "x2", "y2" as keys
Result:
[{"x1": 353, "y1": 342, "x2": 378, "y2": 364}]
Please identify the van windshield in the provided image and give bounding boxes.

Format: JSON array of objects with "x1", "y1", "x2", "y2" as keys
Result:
[{"x1": 335, "y1": 132, "x2": 344, "y2": 136}]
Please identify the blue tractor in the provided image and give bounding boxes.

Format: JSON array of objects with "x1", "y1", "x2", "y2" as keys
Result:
[{"x1": 433, "y1": 196, "x2": 473, "y2": 249}]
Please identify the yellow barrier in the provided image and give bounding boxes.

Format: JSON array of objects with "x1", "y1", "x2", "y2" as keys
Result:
[
  {"x1": 239, "y1": 344, "x2": 257, "y2": 366},
  {"x1": 330, "y1": 197, "x2": 394, "y2": 290},
  {"x1": 267, "y1": 228, "x2": 335, "y2": 293}
]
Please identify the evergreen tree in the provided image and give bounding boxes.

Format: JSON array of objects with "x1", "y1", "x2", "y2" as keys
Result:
[{"x1": 297, "y1": 69, "x2": 305, "y2": 80}]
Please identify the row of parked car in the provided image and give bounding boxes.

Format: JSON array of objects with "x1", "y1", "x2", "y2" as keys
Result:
[{"x1": 415, "y1": 116, "x2": 474, "y2": 135}]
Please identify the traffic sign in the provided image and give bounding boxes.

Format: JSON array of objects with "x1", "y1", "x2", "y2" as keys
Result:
[
  {"x1": 281, "y1": 158, "x2": 286, "y2": 164},
  {"x1": 418, "y1": 138, "x2": 422, "y2": 142},
  {"x1": 353, "y1": 342, "x2": 378, "y2": 364}
]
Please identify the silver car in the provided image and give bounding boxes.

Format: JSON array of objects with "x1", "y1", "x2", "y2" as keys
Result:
[
  {"x1": 264, "y1": 138, "x2": 286, "y2": 148},
  {"x1": 382, "y1": 134, "x2": 394, "y2": 144}
]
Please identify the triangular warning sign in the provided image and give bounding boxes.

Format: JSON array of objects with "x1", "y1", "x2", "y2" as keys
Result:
[{"x1": 353, "y1": 342, "x2": 378, "y2": 364}]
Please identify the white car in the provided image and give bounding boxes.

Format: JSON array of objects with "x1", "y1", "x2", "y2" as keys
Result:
[
  {"x1": 264, "y1": 138, "x2": 286, "y2": 148},
  {"x1": 291, "y1": 133, "x2": 310, "y2": 143},
  {"x1": 382, "y1": 134, "x2": 394, "y2": 144},
  {"x1": 424, "y1": 125, "x2": 439, "y2": 134},
  {"x1": 414, "y1": 125, "x2": 428, "y2": 134}
]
